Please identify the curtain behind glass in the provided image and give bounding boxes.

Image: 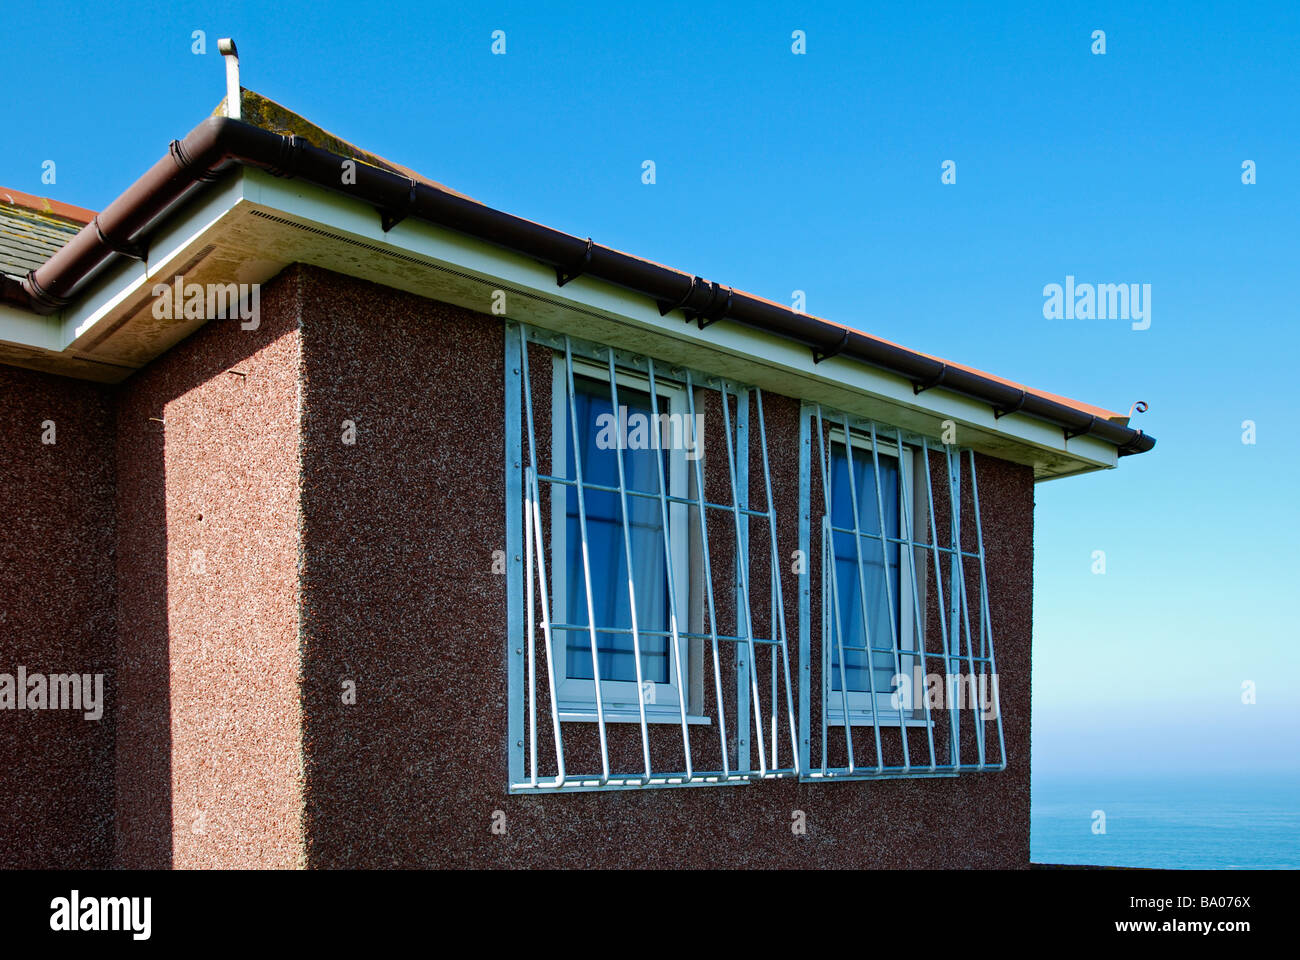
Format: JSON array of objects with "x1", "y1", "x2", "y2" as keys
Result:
[{"x1": 564, "y1": 377, "x2": 670, "y2": 683}]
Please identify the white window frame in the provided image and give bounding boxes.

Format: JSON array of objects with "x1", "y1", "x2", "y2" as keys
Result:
[
  {"x1": 823, "y1": 427, "x2": 929, "y2": 727},
  {"x1": 550, "y1": 356, "x2": 695, "y2": 723}
]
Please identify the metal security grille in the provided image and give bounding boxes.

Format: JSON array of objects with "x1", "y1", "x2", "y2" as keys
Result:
[
  {"x1": 505, "y1": 323, "x2": 800, "y2": 793},
  {"x1": 797, "y1": 404, "x2": 1007, "y2": 780}
]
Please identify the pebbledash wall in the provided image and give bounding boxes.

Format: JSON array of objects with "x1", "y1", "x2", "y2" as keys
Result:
[
  {"x1": 0, "y1": 365, "x2": 116, "y2": 869},
  {"x1": 1, "y1": 263, "x2": 1033, "y2": 869}
]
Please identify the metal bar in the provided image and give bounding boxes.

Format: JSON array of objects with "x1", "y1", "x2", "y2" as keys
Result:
[
  {"x1": 948, "y1": 446, "x2": 985, "y2": 768},
  {"x1": 920, "y1": 437, "x2": 961, "y2": 766},
  {"x1": 814, "y1": 406, "x2": 855, "y2": 773},
  {"x1": 820, "y1": 519, "x2": 830, "y2": 774},
  {"x1": 685, "y1": 370, "x2": 730, "y2": 777},
  {"x1": 822, "y1": 521, "x2": 983, "y2": 558},
  {"x1": 518, "y1": 326, "x2": 565, "y2": 785},
  {"x1": 764, "y1": 574, "x2": 774, "y2": 764},
  {"x1": 967, "y1": 448, "x2": 1007, "y2": 770},
  {"x1": 645, "y1": 357, "x2": 694, "y2": 780},
  {"x1": 505, "y1": 325, "x2": 525, "y2": 789},
  {"x1": 838, "y1": 412, "x2": 885, "y2": 771},
  {"x1": 944, "y1": 443, "x2": 965, "y2": 768},
  {"x1": 797, "y1": 405, "x2": 812, "y2": 778},
  {"x1": 896, "y1": 427, "x2": 937, "y2": 770},
  {"x1": 868, "y1": 422, "x2": 910, "y2": 770},
  {"x1": 755, "y1": 388, "x2": 800, "y2": 774},
  {"x1": 721, "y1": 384, "x2": 767, "y2": 775},
  {"x1": 544, "y1": 624, "x2": 779, "y2": 644},
  {"x1": 605, "y1": 350, "x2": 654, "y2": 782},
  {"x1": 536, "y1": 474, "x2": 771, "y2": 517},
  {"x1": 562, "y1": 337, "x2": 611, "y2": 783},
  {"x1": 528, "y1": 469, "x2": 566, "y2": 785},
  {"x1": 525, "y1": 460, "x2": 538, "y2": 786},
  {"x1": 510, "y1": 765, "x2": 802, "y2": 794}
]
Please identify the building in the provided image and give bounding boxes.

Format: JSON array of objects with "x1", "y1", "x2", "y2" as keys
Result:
[{"x1": 0, "y1": 76, "x2": 1154, "y2": 869}]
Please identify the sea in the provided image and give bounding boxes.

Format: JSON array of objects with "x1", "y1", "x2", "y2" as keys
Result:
[{"x1": 1031, "y1": 773, "x2": 1300, "y2": 869}]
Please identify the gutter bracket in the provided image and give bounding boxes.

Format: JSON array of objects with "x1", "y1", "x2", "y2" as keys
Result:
[
  {"x1": 912, "y1": 364, "x2": 948, "y2": 395},
  {"x1": 1063, "y1": 415, "x2": 1100, "y2": 442},
  {"x1": 93, "y1": 218, "x2": 147, "y2": 262},
  {"x1": 811, "y1": 328, "x2": 850, "y2": 365},
  {"x1": 992, "y1": 389, "x2": 1028, "y2": 420},
  {"x1": 555, "y1": 238, "x2": 594, "y2": 287},
  {"x1": 656, "y1": 276, "x2": 699, "y2": 317},
  {"x1": 378, "y1": 179, "x2": 418, "y2": 233},
  {"x1": 685, "y1": 283, "x2": 732, "y2": 330}
]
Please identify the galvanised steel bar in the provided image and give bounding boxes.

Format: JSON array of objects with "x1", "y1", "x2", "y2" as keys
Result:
[
  {"x1": 720, "y1": 384, "x2": 768, "y2": 775},
  {"x1": 921, "y1": 437, "x2": 962, "y2": 767},
  {"x1": 838, "y1": 412, "x2": 885, "y2": 771},
  {"x1": 814, "y1": 406, "x2": 855, "y2": 773},
  {"x1": 754, "y1": 388, "x2": 801, "y2": 774},
  {"x1": 766, "y1": 509, "x2": 777, "y2": 769},
  {"x1": 684, "y1": 370, "x2": 731, "y2": 777},
  {"x1": 527, "y1": 469, "x2": 566, "y2": 786},
  {"x1": 797, "y1": 406, "x2": 813, "y2": 778},
  {"x1": 525, "y1": 465, "x2": 538, "y2": 786},
  {"x1": 534, "y1": 474, "x2": 769, "y2": 518},
  {"x1": 546, "y1": 624, "x2": 779, "y2": 645},
  {"x1": 967, "y1": 448, "x2": 1007, "y2": 769},
  {"x1": 946, "y1": 446, "x2": 985, "y2": 769},
  {"x1": 518, "y1": 325, "x2": 566, "y2": 786},
  {"x1": 895, "y1": 427, "x2": 938, "y2": 770},
  {"x1": 868, "y1": 422, "x2": 911, "y2": 771},
  {"x1": 735, "y1": 389, "x2": 751, "y2": 773},
  {"x1": 605, "y1": 350, "x2": 654, "y2": 782},
  {"x1": 820, "y1": 526, "x2": 829, "y2": 773},
  {"x1": 562, "y1": 338, "x2": 612, "y2": 783},
  {"x1": 506, "y1": 326, "x2": 525, "y2": 789},
  {"x1": 511, "y1": 766, "x2": 801, "y2": 794},
  {"x1": 816, "y1": 522, "x2": 826, "y2": 770},
  {"x1": 645, "y1": 357, "x2": 695, "y2": 781}
]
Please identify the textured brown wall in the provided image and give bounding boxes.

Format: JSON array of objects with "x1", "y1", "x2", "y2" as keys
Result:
[
  {"x1": 296, "y1": 265, "x2": 1034, "y2": 869},
  {"x1": 0, "y1": 367, "x2": 116, "y2": 869},
  {"x1": 0, "y1": 261, "x2": 1033, "y2": 869},
  {"x1": 113, "y1": 268, "x2": 305, "y2": 868}
]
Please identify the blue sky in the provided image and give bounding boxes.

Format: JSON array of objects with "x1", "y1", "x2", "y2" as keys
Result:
[{"x1": 4, "y1": 1, "x2": 1296, "y2": 778}]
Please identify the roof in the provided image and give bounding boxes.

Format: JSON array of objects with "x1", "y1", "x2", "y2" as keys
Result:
[
  {"x1": 227, "y1": 93, "x2": 1131, "y2": 427},
  {"x1": 0, "y1": 189, "x2": 94, "y2": 280},
  {"x1": 0, "y1": 89, "x2": 1152, "y2": 467}
]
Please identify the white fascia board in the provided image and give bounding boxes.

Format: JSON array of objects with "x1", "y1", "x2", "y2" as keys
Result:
[
  {"x1": 58, "y1": 176, "x2": 247, "y2": 351},
  {"x1": 241, "y1": 168, "x2": 1118, "y2": 476},
  {"x1": 0, "y1": 304, "x2": 60, "y2": 352}
]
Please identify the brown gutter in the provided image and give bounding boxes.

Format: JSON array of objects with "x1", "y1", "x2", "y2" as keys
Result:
[{"x1": 18, "y1": 117, "x2": 1155, "y2": 456}]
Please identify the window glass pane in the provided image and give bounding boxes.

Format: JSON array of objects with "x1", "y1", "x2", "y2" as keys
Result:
[
  {"x1": 564, "y1": 375, "x2": 670, "y2": 684},
  {"x1": 829, "y1": 441, "x2": 901, "y2": 694}
]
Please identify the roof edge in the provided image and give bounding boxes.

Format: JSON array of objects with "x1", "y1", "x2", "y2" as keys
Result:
[
  {"x1": 10, "y1": 115, "x2": 1155, "y2": 458},
  {"x1": 1, "y1": 187, "x2": 96, "y2": 224}
]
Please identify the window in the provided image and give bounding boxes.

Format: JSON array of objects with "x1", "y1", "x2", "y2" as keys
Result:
[
  {"x1": 822, "y1": 429, "x2": 921, "y2": 725},
  {"x1": 550, "y1": 358, "x2": 692, "y2": 722},
  {"x1": 507, "y1": 325, "x2": 801, "y2": 792},
  {"x1": 803, "y1": 403, "x2": 1007, "y2": 780}
]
